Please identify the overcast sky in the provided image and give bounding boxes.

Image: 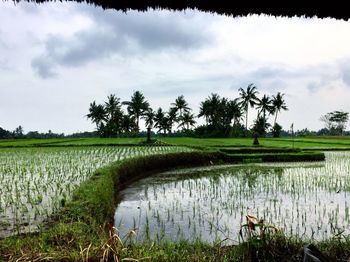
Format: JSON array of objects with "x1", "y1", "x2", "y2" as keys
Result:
[{"x1": 1, "y1": 2, "x2": 350, "y2": 134}]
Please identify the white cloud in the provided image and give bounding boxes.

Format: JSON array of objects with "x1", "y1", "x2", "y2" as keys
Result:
[{"x1": 1, "y1": 2, "x2": 350, "y2": 133}]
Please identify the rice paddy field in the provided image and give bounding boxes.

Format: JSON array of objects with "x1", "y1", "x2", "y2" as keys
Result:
[
  {"x1": 0, "y1": 146, "x2": 192, "y2": 238},
  {"x1": 3, "y1": 136, "x2": 350, "y2": 149},
  {"x1": 2, "y1": 136, "x2": 350, "y2": 261},
  {"x1": 115, "y1": 151, "x2": 350, "y2": 244}
]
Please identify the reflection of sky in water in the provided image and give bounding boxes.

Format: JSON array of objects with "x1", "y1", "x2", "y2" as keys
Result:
[{"x1": 115, "y1": 152, "x2": 350, "y2": 243}]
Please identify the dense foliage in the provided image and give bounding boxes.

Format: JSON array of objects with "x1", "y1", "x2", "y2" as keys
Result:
[{"x1": 86, "y1": 85, "x2": 289, "y2": 138}]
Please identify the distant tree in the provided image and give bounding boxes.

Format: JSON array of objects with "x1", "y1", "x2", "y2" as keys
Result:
[
  {"x1": 172, "y1": 95, "x2": 191, "y2": 116},
  {"x1": 167, "y1": 107, "x2": 178, "y2": 133},
  {"x1": 123, "y1": 91, "x2": 150, "y2": 132},
  {"x1": 253, "y1": 116, "x2": 271, "y2": 137},
  {"x1": 256, "y1": 94, "x2": 274, "y2": 119},
  {"x1": 320, "y1": 110, "x2": 349, "y2": 135},
  {"x1": 224, "y1": 98, "x2": 243, "y2": 136},
  {"x1": 171, "y1": 95, "x2": 191, "y2": 120},
  {"x1": 229, "y1": 99, "x2": 243, "y2": 127},
  {"x1": 104, "y1": 94, "x2": 123, "y2": 136},
  {"x1": 104, "y1": 94, "x2": 123, "y2": 137},
  {"x1": 271, "y1": 123, "x2": 282, "y2": 138},
  {"x1": 86, "y1": 101, "x2": 106, "y2": 133},
  {"x1": 154, "y1": 108, "x2": 166, "y2": 135},
  {"x1": 198, "y1": 93, "x2": 222, "y2": 127},
  {"x1": 199, "y1": 95, "x2": 244, "y2": 137},
  {"x1": 0, "y1": 127, "x2": 12, "y2": 139},
  {"x1": 178, "y1": 112, "x2": 196, "y2": 130},
  {"x1": 198, "y1": 99, "x2": 210, "y2": 125},
  {"x1": 121, "y1": 114, "x2": 136, "y2": 134},
  {"x1": 13, "y1": 125, "x2": 24, "y2": 139},
  {"x1": 143, "y1": 108, "x2": 155, "y2": 129},
  {"x1": 238, "y1": 83, "x2": 259, "y2": 136},
  {"x1": 271, "y1": 92, "x2": 288, "y2": 126}
]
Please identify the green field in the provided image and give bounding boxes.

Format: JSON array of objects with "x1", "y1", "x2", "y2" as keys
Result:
[
  {"x1": 2, "y1": 136, "x2": 350, "y2": 149},
  {"x1": 0, "y1": 136, "x2": 350, "y2": 261}
]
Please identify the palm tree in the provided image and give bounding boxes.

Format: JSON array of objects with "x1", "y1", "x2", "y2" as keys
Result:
[
  {"x1": 272, "y1": 92, "x2": 288, "y2": 126},
  {"x1": 198, "y1": 100, "x2": 210, "y2": 125},
  {"x1": 167, "y1": 107, "x2": 178, "y2": 133},
  {"x1": 171, "y1": 95, "x2": 191, "y2": 118},
  {"x1": 122, "y1": 91, "x2": 149, "y2": 132},
  {"x1": 121, "y1": 114, "x2": 136, "y2": 134},
  {"x1": 255, "y1": 94, "x2": 273, "y2": 136},
  {"x1": 256, "y1": 94, "x2": 273, "y2": 120},
  {"x1": 230, "y1": 99, "x2": 243, "y2": 127},
  {"x1": 154, "y1": 107, "x2": 166, "y2": 134},
  {"x1": 198, "y1": 93, "x2": 222, "y2": 127},
  {"x1": 86, "y1": 101, "x2": 106, "y2": 131},
  {"x1": 104, "y1": 94, "x2": 123, "y2": 136},
  {"x1": 238, "y1": 83, "x2": 259, "y2": 136},
  {"x1": 143, "y1": 108, "x2": 155, "y2": 129},
  {"x1": 178, "y1": 112, "x2": 196, "y2": 130}
]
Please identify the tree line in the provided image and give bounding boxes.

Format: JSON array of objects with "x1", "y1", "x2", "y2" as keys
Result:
[
  {"x1": 87, "y1": 83, "x2": 288, "y2": 138},
  {"x1": 0, "y1": 126, "x2": 64, "y2": 139}
]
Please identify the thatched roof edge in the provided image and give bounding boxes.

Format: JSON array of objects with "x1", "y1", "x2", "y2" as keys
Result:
[{"x1": 10, "y1": 1, "x2": 350, "y2": 20}]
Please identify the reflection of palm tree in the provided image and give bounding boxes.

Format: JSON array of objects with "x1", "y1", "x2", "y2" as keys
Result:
[
  {"x1": 238, "y1": 83, "x2": 259, "y2": 136},
  {"x1": 123, "y1": 91, "x2": 149, "y2": 132},
  {"x1": 272, "y1": 92, "x2": 288, "y2": 126},
  {"x1": 178, "y1": 112, "x2": 196, "y2": 130}
]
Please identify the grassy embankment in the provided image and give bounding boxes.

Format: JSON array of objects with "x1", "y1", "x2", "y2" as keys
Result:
[{"x1": 0, "y1": 136, "x2": 349, "y2": 261}]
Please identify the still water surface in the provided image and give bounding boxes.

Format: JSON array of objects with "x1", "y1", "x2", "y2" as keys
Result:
[{"x1": 115, "y1": 152, "x2": 350, "y2": 243}]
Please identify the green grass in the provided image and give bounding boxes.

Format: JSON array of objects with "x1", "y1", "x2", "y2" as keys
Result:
[
  {"x1": 160, "y1": 137, "x2": 350, "y2": 149},
  {"x1": 3, "y1": 136, "x2": 350, "y2": 149},
  {"x1": 0, "y1": 138, "x2": 146, "y2": 147}
]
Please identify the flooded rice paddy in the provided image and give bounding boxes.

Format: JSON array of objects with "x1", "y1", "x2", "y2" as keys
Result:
[
  {"x1": 115, "y1": 151, "x2": 350, "y2": 243},
  {"x1": 0, "y1": 146, "x2": 192, "y2": 238}
]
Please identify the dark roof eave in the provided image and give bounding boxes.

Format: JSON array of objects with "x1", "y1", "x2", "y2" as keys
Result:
[{"x1": 10, "y1": 1, "x2": 350, "y2": 20}]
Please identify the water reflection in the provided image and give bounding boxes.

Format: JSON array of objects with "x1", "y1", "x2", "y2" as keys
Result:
[{"x1": 115, "y1": 152, "x2": 350, "y2": 243}]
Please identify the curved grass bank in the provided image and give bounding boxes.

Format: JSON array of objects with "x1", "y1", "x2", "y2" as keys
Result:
[{"x1": 0, "y1": 150, "x2": 339, "y2": 262}]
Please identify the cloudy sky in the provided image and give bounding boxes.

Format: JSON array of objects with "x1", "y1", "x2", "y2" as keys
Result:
[{"x1": 1, "y1": 2, "x2": 350, "y2": 134}]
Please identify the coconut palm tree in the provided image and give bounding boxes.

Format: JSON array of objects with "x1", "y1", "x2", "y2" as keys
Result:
[
  {"x1": 86, "y1": 101, "x2": 106, "y2": 131},
  {"x1": 167, "y1": 107, "x2": 178, "y2": 133},
  {"x1": 198, "y1": 93, "x2": 222, "y2": 127},
  {"x1": 238, "y1": 83, "x2": 259, "y2": 136},
  {"x1": 143, "y1": 108, "x2": 155, "y2": 129},
  {"x1": 121, "y1": 114, "x2": 136, "y2": 134},
  {"x1": 272, "y1": 92, "x2": 288, "y2": 126},
  {"x1": 178, "y1": 112, "x2": 196, "y2": 130},
  {"x1": 104, "y1": 94, "x2": 123, "y2": 136},
  {"x1": 122, "y1": 91, "x2": 150, "y2": 132},
  {"x1": 198, "y1": 100, "x2": 210, "y2": 125},
  {"x1": 154, "y1": 107, "x2": 166, "y2": 134},
  {"x1": 256, "y1": 94, "x2": 273, "y2": 120},
  {"x1": 171, "y1": 95, "x2": 191, "y2": 118},
  {"x1": 230, "y1": 99, "x2": 244, "y2": 127},
  {"x1": 255, "y1": 94, "x2": 273, "y2": 136}
]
